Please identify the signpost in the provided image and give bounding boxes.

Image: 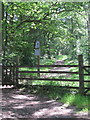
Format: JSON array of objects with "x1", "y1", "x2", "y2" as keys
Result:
[{"x1": 34, "y1": 41, "x2": 40, "y2": 77}]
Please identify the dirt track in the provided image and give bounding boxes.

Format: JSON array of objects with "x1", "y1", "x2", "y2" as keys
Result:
[{"x1": 1, "y1": 88, "x2": 90, "y2": 120}]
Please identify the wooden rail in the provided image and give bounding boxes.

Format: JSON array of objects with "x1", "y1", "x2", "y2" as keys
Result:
[
  {"x1": 2, "y1": 65, "x2": 79, "y2": 68},
  {"x1": 18, "y1": 70, "x2": 79, "y2": 74},
  {"x1": 18, "y1": 77, "x2": 79, "y2": 81}
]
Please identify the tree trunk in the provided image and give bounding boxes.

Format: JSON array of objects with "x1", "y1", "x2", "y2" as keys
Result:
[
  {"x1": 47, "y1": 46, "x2": 51, "y2": 59},
  {"x1": 87, "y1": 2, "x2": 90, "y2": 66},
  {"x1": 0, "y1": 2, "x2": 4, "y2": 61},
  {"x1": 3, "y1": 4, "x2": 8, "y2": 57},
  {"x1": 0, "y1": 2, "x2": 3, "y2": 86}
]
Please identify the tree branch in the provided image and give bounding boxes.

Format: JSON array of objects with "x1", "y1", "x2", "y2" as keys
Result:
[
  {"x1": 16, "y1": 19, "x2": 42, "y2": 29},
  {"x1": 16, "y1": 9, "x2": 73, "y2": 29},
  {"x1": 43, "y1": 9, "x2": 73, "y2": 19}
]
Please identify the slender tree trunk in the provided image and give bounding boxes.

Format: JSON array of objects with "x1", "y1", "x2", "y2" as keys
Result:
[
  {"x1": 86, "y1": 2, "x2": 90, "y2": 89},
  {"x1": 3, "y1": 5, "x2": 8, "y2": 57},
  {"x1": 47, "y1": 46, "x2": 51, "y2": 59},
  {"x1": 5, "y1": 6, "x2": 8, "y2": 46},
  {"x1": 71, "y1": 17, "x2": 74, "y2": 35},
  {"x1": 9, "y1": 5, "x2": 14, "y2": 56},
  {"x1": 47, "y1": 33, "x2": 51, "y2": 59},
  {"x1": 0, "y1": 2, "x2": 4, "y2": 86},
  {"x1": 87, "y1": 2, "x2": 90, "y2": 66},
  {"x1": 0, "y1": 2, "x2": 4, "y2": 62}
]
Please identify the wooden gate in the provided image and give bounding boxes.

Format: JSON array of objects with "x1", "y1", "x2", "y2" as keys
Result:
[
  {"x1": 17, "y1": 55, "x2": 90, "y2": 94},
  {"x1": 2, "y1": 55, "x2": 90, "y2": 95},
  {"x1": 2, "y1": 62, "x2": 18, "y2": 86}
]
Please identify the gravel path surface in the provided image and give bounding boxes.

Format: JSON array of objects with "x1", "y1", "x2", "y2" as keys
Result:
[{"x1": 1, "y1": 88, "x2": 90, "y2": 120}]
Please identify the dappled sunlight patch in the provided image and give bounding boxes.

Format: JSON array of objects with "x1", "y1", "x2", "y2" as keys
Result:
[
  {"x1": 2, "y1": 111, "x2": 16, "y2": 118},
  {"x1": 43, "y1": 99, "x2": 56, "y2": 104},
  {"x1": 12, "y1": 101, "x2": 41, "y2": 109},
  {"x1": 75, "y1": 111, "x2": 89, "y2": 117},
  {"x1": 32, "y1": 104, "x2": 75, "y2": 118},
  {"x1": 13, "y1": 105, "x2": 25, "y2": 109},
  {"x1": 33, "y1": 108, "x2": 48, "y2": 117},
  {"x1": 12, "y1": 94, "x2": 35, "y2": 100},
  {"x1": 25, "y1": 101, "x2": 40, "y2": 106}
]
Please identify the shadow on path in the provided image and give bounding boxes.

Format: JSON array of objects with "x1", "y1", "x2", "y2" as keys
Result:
[{"x1": 1, "y1": 88, "x2": 90, "y2": 119}]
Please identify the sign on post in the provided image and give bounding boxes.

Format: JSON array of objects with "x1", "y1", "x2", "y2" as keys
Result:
[
  {"x1": 35, "y1": 41, "x2": 40, "y2": 49},
  {"x1": 35, "y1": 49, "x2": 40, "y2": 56},
  {"x1": 34, "y1": 41, "x2": 40, "y2": 77},
  {"x1": 34, "y1": 41, "x2": 40, "y2": 56}
]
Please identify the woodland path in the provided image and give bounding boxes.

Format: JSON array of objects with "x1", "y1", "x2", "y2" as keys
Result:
[
  {"x1": 41, "y1": 60, "x2": 71, "y2": 78},
  {"x1": 1, "y1": 88, "x2": 90, "y2": 120}
]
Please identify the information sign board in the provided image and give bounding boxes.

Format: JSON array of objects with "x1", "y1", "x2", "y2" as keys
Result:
[{"x1": 35, "y1": 49, "x2": 40, "y2": 56}]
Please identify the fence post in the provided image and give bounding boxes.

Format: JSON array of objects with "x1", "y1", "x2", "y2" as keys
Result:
[
  {"x1": 78, "y1": 54, "x2": 84, "y2": 95},
  {"x1": 37, "y1": 56, "x2": 40, "y2": 77}
]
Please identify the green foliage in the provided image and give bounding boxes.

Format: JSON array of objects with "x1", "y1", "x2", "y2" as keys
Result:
[{"x1": 2, "y1": 2, "x2": 90, "y2": 65}]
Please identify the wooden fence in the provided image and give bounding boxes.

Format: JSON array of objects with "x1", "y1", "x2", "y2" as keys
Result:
[
  {"x1": 2, "y1": 55, "x2": 90, "y2": 94},
  {"x1": 2, "y1": 62, "x2": 18, "y2": 86},
  {"x1": 16, "y1": 55, "x2": 90, "y2": 95}
]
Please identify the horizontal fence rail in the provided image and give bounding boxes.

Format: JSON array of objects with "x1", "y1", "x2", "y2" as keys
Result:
[
  {"x1": 2, "y1": 64, "x2": 90, "y2": 67},
  {"x1": 18, "y1": 77, "x2": 80, "y2": 82},
  {"x1": 18, "y1": 70, "x2": 90, "y2": 76},
  {"x1": 18, "y1": 70, "x2": 79, "y2": 74},
  {"x1": 3, "y1": 65, "x2": 90, "y2": 76},
  {"x1": 2, "y1": 65, "x2": 79, "y2": 68}
]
